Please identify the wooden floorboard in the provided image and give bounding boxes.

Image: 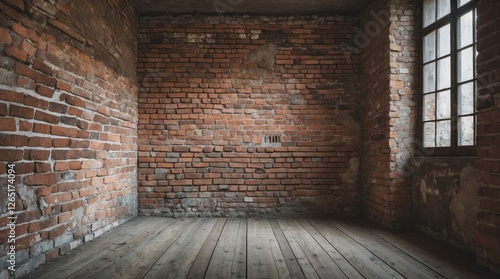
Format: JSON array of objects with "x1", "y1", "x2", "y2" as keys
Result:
[
  {"x1": 187, "y1": 218, "x2": 227, "y2": 279},
  {"x1": 22, "y1": 217, "x2": 497, "y2": 279},
  {"x1": 247, "y1": 218, "x2": 281, "y2": 279},
  {"x1": 269, "y1": 219, "x2": 305, "y2": 279},
  {"x1": 327, "y1": 219, "x2": 443, "y2": 279}
]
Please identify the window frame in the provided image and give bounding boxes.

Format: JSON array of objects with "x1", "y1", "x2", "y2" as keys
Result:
[{"x1": 420, "y1": 0, "x2": 477, "y2": 157}]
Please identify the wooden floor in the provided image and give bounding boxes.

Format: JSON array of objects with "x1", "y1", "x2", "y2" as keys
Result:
[{"x1": 24, "y1": 217, "x2": 496, "y2": 279}]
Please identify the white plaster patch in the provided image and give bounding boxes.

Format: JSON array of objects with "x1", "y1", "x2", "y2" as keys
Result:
[{"x1": 420, "y1": 179, "x2": 427, "y2": 203}]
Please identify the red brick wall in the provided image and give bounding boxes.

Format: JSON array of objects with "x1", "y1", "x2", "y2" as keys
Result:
[
  {"x1": 360, "y1": 0, "x2": 417, "y2": 228},
  {"x1": 0, "y1": 0, "x2": 138, "y2": 276},
  {"x1": 359, "y1": 0, "x2": 392, "y2": 226},
  {"x1": 476, "y1": 0, "x2": 500, "y2": 273},
  {"x1": 137, "y1": 15, "x2": 362, "y2": 217},
  {"x1": 386, "y1": 0, "x2": 418, "y2": 227}
]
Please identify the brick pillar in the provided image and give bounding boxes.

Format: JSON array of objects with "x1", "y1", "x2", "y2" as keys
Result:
[
  {"x1": 360, "y1": 0, "x2": 417, "y2": 228},
  {"x1": 475, "y1": 0, "x2": 500, "y2": 274}
]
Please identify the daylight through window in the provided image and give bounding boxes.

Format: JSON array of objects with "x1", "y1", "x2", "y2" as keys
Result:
[{"x1": 421, "y1": 0, "x2": 477, "y2": 155}]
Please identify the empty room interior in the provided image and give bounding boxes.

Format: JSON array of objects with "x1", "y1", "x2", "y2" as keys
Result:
[{"x1": 1, "y1": 0, "x2": 500, "y2": 278}]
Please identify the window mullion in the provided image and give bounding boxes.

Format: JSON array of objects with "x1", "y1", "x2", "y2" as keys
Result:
[
  {"x1": 450, "y1": 2, "x2": 458, "y2": 154},
  {"x1": 473, "y1": 7, "x2": 477, "y2": 146}
]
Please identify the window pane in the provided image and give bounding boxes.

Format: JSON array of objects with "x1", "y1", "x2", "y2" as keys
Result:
[
  {"x1": 458, "y1": 82, "x2": 474, "y2": 115},
  {"x1": 437, "y1": 57, "x2": 451, "y2": 90},
  {"x1": 424, "y1": 122, "x2": 436, "y2": 147},
  {"x1": 424, "y1": 0, "x2": 436, "y2": 27},
  {"x1": 458, "y1": 47, "x2": 474, "y2": 82},
  {"x1": 458, "y1": 0, "x2": 471, "y2": 7},
  {"x1": 437, "y1": 0, "x2": 451, "y2": 20},
  {"x1": 458, "y1": 11, "x2": 474, "y2": 48},
  {"x1": 474, "y1": 11, "x2": 477, "y2": 44},
  {"x1": 424, "y1": 62, "x2": 436, "y2": 93},
  {"x1": 424, "y1": 94, "x2": 436, "y2": 121},
  {"x1": 437, "y1": 120, "x2": 451, "y2": 147},
  {"x1": 424, "y1": 31, "x2": 436, "y2": 63},
  {"x1": 458, "y1": 116, "x2": 474, "y2": 146},
  {"x1": 437, "y1": 24, "x2": 450, "y2": 57},
  {"x1": 437, "y1": 90, "x2": 450, "y2": 119}
]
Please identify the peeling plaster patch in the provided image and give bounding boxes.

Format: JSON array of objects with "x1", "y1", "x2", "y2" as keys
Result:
[
  {"x1": 414, "y1": 157, "x2": 479, "y2": 252},
  {"x1": 248, "y1": 42, "x2": 278, "y2": 69},
  {"x1": 431, "y1": 188, "x2": 439, "y2": 196},
  {"x1": 185, "y1": 33, "x2": 215, "y2": 43},
  {"x1": 420, "y1": 179, "x2": 440, "y2": 204},
  {"x1": 420, "y1": 179, "x2": 427, "y2": 203},
  {"x1": 343, "y1": 157, "x2": 360, "y2": 184},
  {"x1": 17, "y1": 185, "x2": 37, "y2": 209},
  {"x1": 450, "y1": 164, "x2": 479, "y2": 247},
  {"x1": 38, "y1": 198, "x2": 48, "y2": 215}
]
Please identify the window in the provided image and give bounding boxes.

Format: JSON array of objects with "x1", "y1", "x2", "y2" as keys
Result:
[{"x1": 421, "y1": 0, "x2": 477, "y2": 156}]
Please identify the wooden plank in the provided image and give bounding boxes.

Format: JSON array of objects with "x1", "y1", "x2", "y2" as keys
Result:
[
  {"x1": 276, "y1": 219, "x2": 320, "y2": 279},
  {"x1": 186, "y1": 218, "x2": 227, "y2": 279},
  {"x1": 144, "y1": 218, "x2": 219, "y2": 279},
  {"x1": 269, "y1": 219, "x2": 306, "y2": 279},
  {"x1": 247, "y1": 218, "x2": 281, "y2": 279},
  {"x1": 330, "y1": 219, "x2": 445, "y2": 279},
  {"x1": 68, "y1": 218, "x2": 192, "y2": 279},
  {"x1": 28, "y1": 217, "x2": 164, "y2": 279},
  {"x1": 23, "y1": 217, "x2": 494, "y2": 279},
  {"x1": 231, "y1": 218, "x2": 247, "y2": 279},
  {"x1": 309, "y1": 219, "x2": 405, "y2": 279},
  {"x1": 279, "y1": 219, "x2": 348, "y2": 279},
  {"x1": 299, "y1": 219, "x2": 363, "y2": 279},
  {"x1": 365, "y1": 223, "x2": 488, "y2": 279},
  {"x1": 204, "y1": 218, "x2": 246, "y2": 279},
  {"x1": 269, "y1": 234, "x2": 292, "y2": 279},
  {"x1": 94, "y1": 218, "x2": 196, "y2": 279}
]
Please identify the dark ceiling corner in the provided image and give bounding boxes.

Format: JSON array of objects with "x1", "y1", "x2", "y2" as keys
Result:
[{"x1": 132, "y1": 0, "x2": 371, "y2": 15}]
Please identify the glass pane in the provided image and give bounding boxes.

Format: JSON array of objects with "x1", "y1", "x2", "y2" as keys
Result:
[
  {"x1": 458, "y1": 0, "x2": 471, "y2": 7},
  {"x1": 437, "y1": 90, "x2": 450, "y2": 119},
  {"x1": 437, "y1": 57, "x2": 451, "y2": 90},
  {"x1": 458, "y1": 47, "x2": 474, "y2": 82},
  {"x1": 458, "y1": 116, "x2": 474, "y2": 146},
  {"x1": 423, "y1": 94, "x2": 436, "y2": 121},
  {"x1": 424, "y1": 122, "x2": 436, "y2": 147},
  {"x1": 458, "y1": 11, "x2": 474, "y2": 48},
  {"x1": 458, "y1": 82, "x2": 474, "y2": 115},
  {"x1": 472, "y1": 10, "x2": 477, "y2": 43},
  {"x1": 424, "y1": 0, "x2": 436, "y2": 27},
  {"x1": 437, "y1": 24, "x2": 450, "y2": 57},
  {"x1": 424, "y1": 62, "x2": 436, "y2": 93},
  {"x1": 424, "y1": 31, "x2": 436, "y2": 63},
  {"x1": 437, "y1": 120, "x2": 451, "y2": 147},
  {"x1": 437, "y1": 0, "x2": 450, "y2": 20}
]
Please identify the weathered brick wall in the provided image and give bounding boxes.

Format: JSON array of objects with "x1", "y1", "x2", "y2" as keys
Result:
[
  {"x1": 359, "y1": 0, "x2": 392, "y2": 226},
  {"x1": 386, "y1": 0, "x2": 418, "y2": 227},
  {"x1": 476, "y1": 0, "x2": 500, "y2": 273},
  {"x1": 137, "y1": 15, "x2": 362, "y2": 217},
  {"x1": 360, "y1": 0, "x2": 417, "y2": 228},
  {"x1": 0, "y1": 0, "x2": 138, "y2": 277}
]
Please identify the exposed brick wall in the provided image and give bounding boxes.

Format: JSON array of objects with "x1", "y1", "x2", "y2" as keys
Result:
[
  {"x1": 360, "y1": 0, "x2": 417, "y2": 228},
  {"x1": 0, "y1": 0, "x2": 138, "y2": 277},
  {"x1": 476, "y1": 0, "x2": 500, "y2": 273},
  {"x1": 386, "y1": 0, "x2": 418, "y2": 226},
  {"x1": 137, "y1": 15, "x2": 362, "y2": 217},
  {"x1": 359, "y1": 0, "x2": 392, "y2": 226}
]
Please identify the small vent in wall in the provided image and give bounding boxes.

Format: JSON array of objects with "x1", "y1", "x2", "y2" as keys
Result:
[{"x1": 262, "y1": 135, "x2": 282, "y2": 146}]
